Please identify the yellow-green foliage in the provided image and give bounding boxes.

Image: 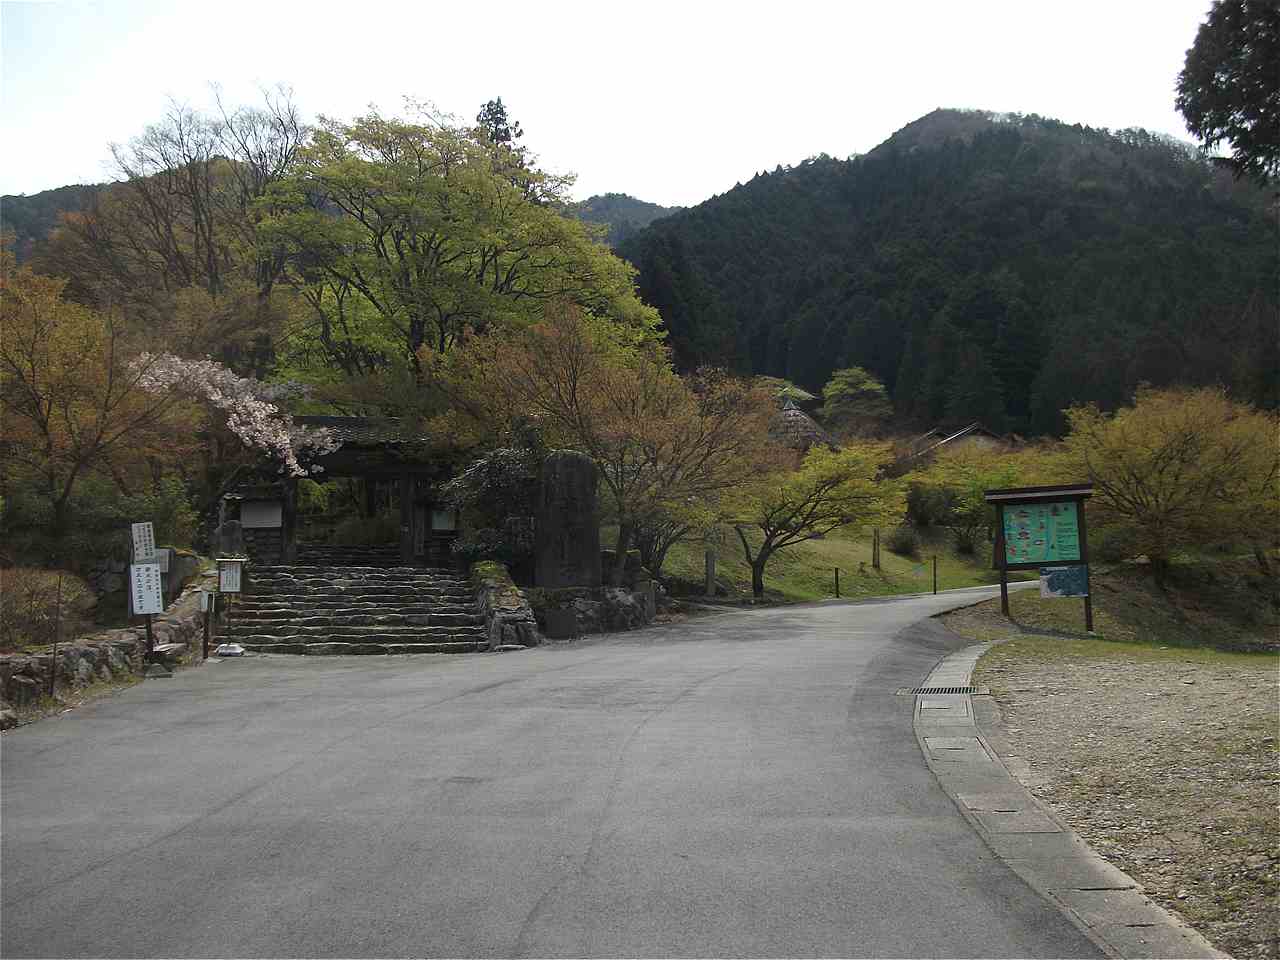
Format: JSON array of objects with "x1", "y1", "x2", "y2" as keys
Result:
[
  {"x1": 726, "y1": 443, "x2": 907, "y2": 596},
  {"x1": 1063, "y1": 387, "x2": 1279, "y2": 569}
]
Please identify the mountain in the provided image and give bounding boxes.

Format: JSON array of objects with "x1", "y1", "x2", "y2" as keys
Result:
[
  {"x1": 569, "y1": 193, "x2": 681, "y2": 246},
  {"x1": 1, "y1": 183, "x2": 101, "y2": 262},
  {"x1": 619, "y1": 109, "x2": 1278, "y2": 434}
]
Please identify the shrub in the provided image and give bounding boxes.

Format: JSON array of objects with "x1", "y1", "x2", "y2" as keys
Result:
[
  {"x1": 886, "y1": 525, "x2": 920, "y2": 558},
  {"x1": 0, "y1": 568, "x2": 95, "y2": 652},
  {"x1": 906, "y1": 483, "x2": 954, "y2": 529}
]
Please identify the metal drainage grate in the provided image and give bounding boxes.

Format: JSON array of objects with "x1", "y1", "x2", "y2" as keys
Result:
[{"x1": 896, "y1": 685, "x2": 984, "y2": 696}]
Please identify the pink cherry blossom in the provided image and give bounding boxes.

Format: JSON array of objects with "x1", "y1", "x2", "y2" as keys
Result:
[{"x1": 132, "y1": 353, "x2": 339, "y2": 476}]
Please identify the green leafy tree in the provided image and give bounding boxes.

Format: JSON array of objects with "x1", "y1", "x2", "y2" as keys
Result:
[
  {"x1": 818, "y1": 366, "x2": 893, "y2": 436},
  {"x1": 261, "y1": 105, "x2": 656, "y2": 386},
  {"x1": 913, "y1": 445, "x2": 1023, "y2": 554},
  {"x1": 1176, "y1": 0, "x2": 1280, "y2": 185},
  {"x1": 728, "y1": 444, "x2": 904, "y2": 598}
]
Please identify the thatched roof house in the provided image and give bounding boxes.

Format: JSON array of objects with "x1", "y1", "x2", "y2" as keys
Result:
[{"x1": 770, "y1": 398, "x2": 838, "y2": 452}]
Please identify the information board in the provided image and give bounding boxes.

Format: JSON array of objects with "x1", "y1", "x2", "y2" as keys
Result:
[
  {"x1": 219, "y1": 561, "x2": 242, "y2": 594},
  {"x1": 131, "y1": 522, "x2": 156, "y2": 562},
  {"x1": 1001, "y1": 500, "x2": 1081, "y2": 565},
  {"x1": 130, "y1": 562, "x2": 164, "y2": 615},
  {"x1": 1040, "y1": 565, "x2": 1089, "y2": 598}
]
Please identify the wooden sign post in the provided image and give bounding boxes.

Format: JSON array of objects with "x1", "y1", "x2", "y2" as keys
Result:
[
  {"x1": 984, "y1": 483, "x2": 1095, "y2": 632},
  {"x1": 129, "y1": 560, "x2": 164, "y2": 657}
]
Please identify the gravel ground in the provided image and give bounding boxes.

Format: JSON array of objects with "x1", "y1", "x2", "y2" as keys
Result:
[{"x1": 946, "y1": 607, "x2": 1279, "y2": 960}]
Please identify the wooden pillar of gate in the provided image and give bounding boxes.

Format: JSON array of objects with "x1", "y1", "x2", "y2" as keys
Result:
[{"x1": 398, "y1": 470, "x2": 414, "y2": 565}]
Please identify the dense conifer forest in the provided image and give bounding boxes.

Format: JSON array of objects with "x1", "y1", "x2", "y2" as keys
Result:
[{"x1": 619, "y1": 109, "x2": 1278, "y2": 435}]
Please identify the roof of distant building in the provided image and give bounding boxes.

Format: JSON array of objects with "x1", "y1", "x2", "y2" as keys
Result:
[
  {"x1": 770, "y1": 398, "x2": 838, "y2": 450},
  {"x1": 293, "y1": 416, "x2": 430, "y2": 446}
]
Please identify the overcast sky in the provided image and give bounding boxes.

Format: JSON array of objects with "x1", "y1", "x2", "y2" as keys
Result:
[{"x1": 2, "y1": 0, "x2": 1213, "y2": 207}]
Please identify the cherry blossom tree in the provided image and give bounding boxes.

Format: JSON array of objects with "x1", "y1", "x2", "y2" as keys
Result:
[{"x1": 132, "y1": 353, "x2": 339, "y2": 476}]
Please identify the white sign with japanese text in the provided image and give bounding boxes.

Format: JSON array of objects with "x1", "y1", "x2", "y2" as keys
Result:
[
  {"x1": 131, "y1": 522, "x2": 156, "y2": 562},
  {"x1": 219, "y1": 561, "x2": 242, "y2": 594},
  {"x1": 130, "y1": 562, "x2": 164, "y2": 615}
]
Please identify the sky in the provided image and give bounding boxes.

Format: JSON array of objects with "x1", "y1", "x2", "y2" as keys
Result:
[{"x1": 1, "y1": 0, "x2": 1215, "y2": 208}]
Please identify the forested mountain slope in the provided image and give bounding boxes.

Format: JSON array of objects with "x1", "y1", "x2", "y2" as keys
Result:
[
  {"x1": 620, "y1": 109, "x2": 1278, "y2": 434},
  {"x1": 570, "y1": 193, "x2": 681, "y2": 246},
  {"x1": 1, "y1": 183, "x2": 99, "y2": 262}
]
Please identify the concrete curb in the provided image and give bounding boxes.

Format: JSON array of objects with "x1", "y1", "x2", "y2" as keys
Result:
[{"x1": 910, "y1": 627, "x2": 1228, "y2": 960}]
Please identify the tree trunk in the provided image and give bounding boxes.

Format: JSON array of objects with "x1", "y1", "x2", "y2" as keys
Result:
[
  {"x1": 609, "y1": 521, "x2": 634, "y2": 587},
  {"x1": 751, "y1": 554, "x2": 768, "y2": 600}
]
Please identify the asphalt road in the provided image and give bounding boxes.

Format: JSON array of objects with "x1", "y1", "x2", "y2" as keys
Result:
[{"x1": 1, "y1": 586, "x2": 1101, "y2": 958}]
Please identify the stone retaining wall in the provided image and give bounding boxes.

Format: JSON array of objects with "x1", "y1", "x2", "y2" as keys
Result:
[
  {"x1": 0, "y1": 570, "x2": 216, "y2": 728},
  {"x1": 470, "y1": 562, "x2": 541, "y2": 650},
  {"x1": 527, "y1": 583, "x2": 657, "y2": 637}
]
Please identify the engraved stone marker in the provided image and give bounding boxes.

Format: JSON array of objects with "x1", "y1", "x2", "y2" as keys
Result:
[{"x1": 534, "y1": 451, "x2": 601, "y2": 589}]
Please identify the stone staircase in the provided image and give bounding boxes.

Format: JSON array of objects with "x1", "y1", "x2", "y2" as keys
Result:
[
  {"x1": 294, "y1": 543, "x2": 404, "y2": 567},
  {"x1": 222, "y1": 565, "x2": 487, "y2": 655}
]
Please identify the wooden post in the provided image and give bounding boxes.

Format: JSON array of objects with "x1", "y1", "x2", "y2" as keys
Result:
[
  {"x1": 834, "y1": 567, "x2": 840, "y2": 598},
  {"x1": 1078, "y1": 495, "x2": 1094, "y2": 632},
  {"x1": 398, "y1": 470, "x2": 413, "y2": 565},
  {"x1": 872, "y1": 527, "x2": 880, "y2": 570},
  {"x1": 202, "y1": 594, "x2": 213, "y2": 660},
  {"x1": 49, "y1": 571, "x2": 63, "y2": 697},
  {"x1": 933, "y1": 555, "x2": 937, "y2": 595},
  {"x1": 704, "y1": 550, "x2": 716, "y2": 598},
  {"x1": 144, "y1": 613, "x2": 154, "y2": 661}
]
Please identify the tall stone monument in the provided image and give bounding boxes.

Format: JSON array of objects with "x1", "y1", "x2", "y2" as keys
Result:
[{"x1": 535, "y1": 451, "x2": 601, "y2": 589}]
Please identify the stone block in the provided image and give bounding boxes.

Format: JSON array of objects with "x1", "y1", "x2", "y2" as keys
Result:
[{"x1": 9, "y1": 675, "x2": 39, "y2": 707}]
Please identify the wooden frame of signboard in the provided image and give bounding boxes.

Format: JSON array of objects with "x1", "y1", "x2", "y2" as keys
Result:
[{"x1": 984, "y1": 483, "x2": 1094, "y2": 631}]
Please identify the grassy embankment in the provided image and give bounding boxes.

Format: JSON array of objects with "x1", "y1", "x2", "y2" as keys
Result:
[
  {"x1": 946, "y1": 555, "x2": 1278, "y2": 653},
  {"x1": 607, "y1": 525, "x2": 1033, "y2": 603}
]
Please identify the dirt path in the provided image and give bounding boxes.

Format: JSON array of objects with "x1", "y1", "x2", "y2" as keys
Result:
[{"x1": 944, "y1": 604, "x2": 1278, "y2": 960}]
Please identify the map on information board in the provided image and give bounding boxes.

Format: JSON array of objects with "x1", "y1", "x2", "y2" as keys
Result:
[
  {"x1": 1002, "y1": 500, "x2": 1081, "y2": 565},
  {"x1": 1040, "y1": 565, "x2": 1089, "y2": 597}
]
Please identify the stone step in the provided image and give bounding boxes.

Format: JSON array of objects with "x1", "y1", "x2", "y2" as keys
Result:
[
  {"x1": 224, "y1": 614, "x2": 484, "y2": 634},
  {"x1": 227, "y1": 605, "x2": 477, "y2": 619},
  {"x1": 239, "y1": 641, "x2": 482, "y2": 656},
  {"x1": 251, "y1": 565, "x2": 465, "y2": 578},
  {"x1": 249, "y1": 571, "x2": 470, "y2": 583},
  {"x1": 225, "y1": 559, "x2": 483, "y2": 657},
  {"x1": 251, "y1": 566, "x2": 466, "y2": 578},
  {"x1": 229, "y1": 630, "x2": 486, "y2": 646},
  {"x1": 243, "y1": 586, "x2": 472, "y2": 598}
]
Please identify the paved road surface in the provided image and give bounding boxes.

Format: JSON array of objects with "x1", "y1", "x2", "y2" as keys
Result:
[{"x1": 2, "y1": 587, "x2": 1100, "y2": 958}]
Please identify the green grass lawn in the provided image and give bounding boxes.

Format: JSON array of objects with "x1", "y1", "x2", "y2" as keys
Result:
[{"x1": 608, "y1": 525, "x2": 1031, "y2": 603}]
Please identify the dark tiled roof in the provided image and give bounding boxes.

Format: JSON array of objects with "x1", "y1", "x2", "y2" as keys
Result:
[{"x1": 294, "y1": 416, "x2": 430, "y2": 445}]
